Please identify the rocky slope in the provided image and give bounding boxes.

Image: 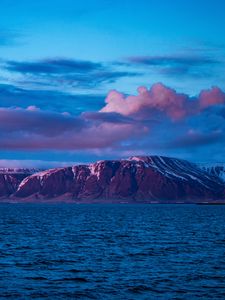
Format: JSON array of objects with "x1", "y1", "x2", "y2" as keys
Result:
[
  {"x1": 0, "y1": 168, "x2": 40, "y2": 198},
  {"x1": 3, "y1": 156, "x2": 224, "y2": 203}
]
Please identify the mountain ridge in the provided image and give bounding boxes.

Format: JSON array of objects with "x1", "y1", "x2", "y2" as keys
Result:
[{"x1": 0, "y1": 155, "x2": 224, "y2": 203}]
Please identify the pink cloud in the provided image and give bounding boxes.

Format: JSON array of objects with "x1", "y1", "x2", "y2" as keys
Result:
[
  {"x1": 26, "y1": 105, "x2": 40, "y2": 111},
  {"x1": 0, "y1": 107, "x2": 85, "y2": 136},
  {"x1": 101, "y1": 83, "x2": 192, "y2": 120},
  {"x1": 0, "y1": 83, "x2": 224, "y2": 153},
  {"x1": 0, "y1": 107, "x2": 146, "y2": 150},
  {"x1": 199, "y1": 86, "x2": 225, "y2": 109},
  {"x1": 101, "y1": 83, "x2": 225, "y2": 120}
]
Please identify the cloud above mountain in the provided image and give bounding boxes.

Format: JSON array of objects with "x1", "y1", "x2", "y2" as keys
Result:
[
  {"x1": 0, "y1": 83, "x2": 225, "y2": 162},
  {"x1": 0, "y1": 106, "x2": 146, "y2": 150},
  {"x1": 101, "y1": 83, "x2": 225, "y2": 120}
]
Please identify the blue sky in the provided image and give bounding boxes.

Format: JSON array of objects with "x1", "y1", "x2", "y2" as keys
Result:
[
  {"x1": 0, "y1": 0, "x2": 225, "y2": 166},
  {"x1": 1, "y1": 0, "x2": 225, "y2": 94}
]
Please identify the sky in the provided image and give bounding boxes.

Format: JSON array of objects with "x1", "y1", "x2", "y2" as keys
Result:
[{"x1": 0, "y1": 0, "x2": 225, "y2": 167}]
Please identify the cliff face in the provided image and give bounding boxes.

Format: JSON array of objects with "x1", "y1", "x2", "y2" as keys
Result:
[
  {"x1": 0, "y1": 168, "x2": 40, "y2": 198},
  {"x1": 0, "y1": 174, "x2": 31, "y2": 197},
  {"x1": 10, "y1": 156, "x2": 225, "y2": 203}
]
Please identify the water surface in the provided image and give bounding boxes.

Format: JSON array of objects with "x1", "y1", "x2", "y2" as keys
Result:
[{"x1": 0, "y1": 204, "x2": 225, "y2": 299}]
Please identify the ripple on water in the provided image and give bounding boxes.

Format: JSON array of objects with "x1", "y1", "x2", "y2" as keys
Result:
[{"x1": 0, "y1": 203, "x2": 225, "y2": 299}]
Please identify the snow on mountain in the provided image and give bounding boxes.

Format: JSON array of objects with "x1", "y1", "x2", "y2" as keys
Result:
[
  {"x1": 0, "y1": 168, "x2": 41, "y2": 174},
  {"x1": 11, "y1": 156, "x2": 225, "y2": 202},
  {"x1": 197, "y1": 163, "x2": 225, "y2": 182}
]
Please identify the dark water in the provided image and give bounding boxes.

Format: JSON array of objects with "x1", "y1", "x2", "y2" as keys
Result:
[{"x1": 0, "y1": 204, "x2": 225, "y2": 299}]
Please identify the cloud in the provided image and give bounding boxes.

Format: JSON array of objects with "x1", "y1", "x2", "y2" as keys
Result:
[
  {"x1": 0, "y1": 107, "x2": 84, "y2": 136},
  {"x1": 4, "y1": 58, "x2": 140, "y2": 89},
  {"x1": 83, "y1": 111, "x2": 135, "y2": 124},
  {"x1": 168, "y1": 129, "x2": 223, "y2": 149},
  {"x1": 101, "y1": 83, "x2": 225, "y2": 120},
  {"x1": 199, "y1": 86, "x2": 225, "y2": 108},
  {"x1": 1, "y1": 82, "x2": 225, "y2": 162},
  {"x1": 6, "y1": 58, "x2": 103, "y2": 74},
  {"x1": 0, "y1": 106, "x2": 146, "y2": 151},
  {"x1": 125, "y1": 54, "x2": 219, "y2": 78},
  {"x1": 0, "y1": 83, "x2": 105, "y2": 114},
  {"x1": 127, "y1": 55, "x2": 218, "y2": 67},
  {"x1": 101, "y1": 83, "x2": 190, "y2": 120},
  {"x1": 0, "y1": 159, "x2": 77, "y2": 169}
]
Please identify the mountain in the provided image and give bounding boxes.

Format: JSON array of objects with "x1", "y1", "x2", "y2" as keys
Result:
[
  {"x1": 0, "y1": 168, "x2": 40, "y2": 198},
  {"x1": 197, "y1": 163, "x2": 225, "y2": 182},
  {"x1": 1, "y1": 156, "x2": 223, "y2": 203}
]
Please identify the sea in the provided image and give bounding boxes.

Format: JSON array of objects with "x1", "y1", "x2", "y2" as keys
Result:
[{"x1": 0, "y1": 204, "x2": 225, "y2": 299}]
